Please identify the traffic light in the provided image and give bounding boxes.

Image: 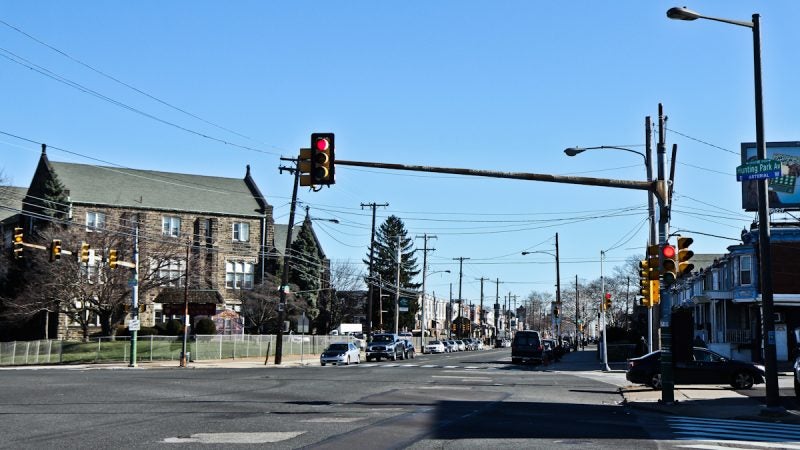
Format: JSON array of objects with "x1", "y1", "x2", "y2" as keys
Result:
[
  {"x1": 13, "y1": 227, "x2": 24, "y2": 259},
  {"x1": 552, "y1": 303, "x2": 559, "y2": 318},
  {"x1": 677, "y1": 236, "x2": 695, "y2": 276},
  {"x1": 108, "y1": 249, "x2": 118, "y2": 269},
  {"x1": 80, "y1": 242, "x2": 90, "y2": 264},
  {"x1": 603, "y1": 293, "x2": 612, "y2": 311},
  {"x1": 298, "y1": 148, "x2": 313, "y2": 187},
  {"x1": 647, "y1": 244, "x2": 660, "y2": 280},
  {"x1": 661, "y1": 243, "x2": 678, "y2": 284},
  {"x1": 50, "y1": 239, "x2": 62, "y2": 262},
  {"x1": 639, "y1": 259, "x2": 651, "y2": 306},
  {"x1": 310, "y1": 133, "x2": 335, "y2": 185}
]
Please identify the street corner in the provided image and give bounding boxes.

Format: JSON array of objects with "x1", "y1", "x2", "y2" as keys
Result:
[{"x1": 619, "y1": 384, "x2": 775, "y2": 421}]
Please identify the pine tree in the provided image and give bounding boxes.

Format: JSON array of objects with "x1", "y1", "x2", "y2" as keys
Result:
[
  {"x1": 42, "y1": 173, "x2": 69, "y2": 222},
  {"x1": 289, "y1": 220, "x2": 321, "y2": 325},
  {"x1": 364, "y1": 215, "x2": 420, "y2": 332}
]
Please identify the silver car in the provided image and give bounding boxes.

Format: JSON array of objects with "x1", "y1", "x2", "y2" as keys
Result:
[{"x1": 320, "y1": 342, "x2": 361, "y2": 366}]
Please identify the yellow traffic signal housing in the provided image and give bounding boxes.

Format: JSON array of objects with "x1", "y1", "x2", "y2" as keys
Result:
[
  {"x1": 647, "y1": 244, "x2": 660, "y2": 280},
  {"x1": 50, "y1": 239, "x2": 62, "y2": 261},
  {"x1": 13, "y1": 227, "x2": 24, "y2": 259},
  {"x1": 109, "y1": 249, "x2": 118, "y2": 269},
  {"x1": 677, "y1": 236, "x2": 695, "y2": 276},
  {"x1": 298, "y1": 148, "x2": 313, "y2": 187},
  {"x1": 310, "y1": 133, "x2": 335, "y2": 185},
  {"x1": 80, "y1": 242, "x2": 90, "y2": 263},
  {"x1": 650, "y1": 280, "x2": 660, "y2": 305},
  {"x1": 603, "y1": 293, "x2": 612, "y2": 311}
]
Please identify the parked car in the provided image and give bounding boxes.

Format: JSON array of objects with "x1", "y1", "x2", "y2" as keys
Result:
[
  {"x1": 445, "y1": 340, "x2": 458, "y2": 352},
  {"x1": 626, "y1": 347, "x2": 765, "y2": 390},
  {"x1": 424, "y1": 340, "x2": 446, "y2": 354},
  {"x1": 402, "y1": 339, "x2": 416, "y2": 359},
  {"x1": 794, "y1": 353, "x2": 800, "y2": 398},
  {"x1": 366, "y1": 333, "x2": 405, "y2": 362},
  {"x1": 455, "y1": 340, "x2": 466, "y2": 351},
  {"x1": 320, "y1": 342, "x2": 361, "y2": 366},
  {"x1": 511, "y1": 330, "x2": 544, "y2": 364},
  {"x1": 542, "y1": 339, "x2": 556, "y2": 362}
]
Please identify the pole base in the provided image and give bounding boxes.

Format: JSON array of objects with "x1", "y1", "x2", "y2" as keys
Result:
[{"x1": 760, "y1": 406, "x2": 789, "y2": 418}]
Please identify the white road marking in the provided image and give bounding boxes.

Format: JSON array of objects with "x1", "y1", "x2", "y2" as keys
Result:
[{"x1": 164, "y1": 432, "x2": 304, "y2": 444}]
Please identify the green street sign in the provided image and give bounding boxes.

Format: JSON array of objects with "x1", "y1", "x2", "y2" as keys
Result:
[
  {"x1": 736, "y1": 159, "x2": 785, "y2": 181},
  {"x1": 399, "y1": 297, "x2": 410, "y2": 312}
]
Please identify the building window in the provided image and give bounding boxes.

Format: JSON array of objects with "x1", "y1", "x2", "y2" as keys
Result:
[
  {"x1": 158, "y1": 260, "x2": 185, "y2": 287},
  {"x1": 86, "y1": 212, "x2": 106, "y2": 231},
  {"x1": 233, "y1": 222, "x2": 250, "y2": 242},
  {"x1": 225, "y1": 261, "x2": 254, "y2": 290},
  {"x1": 740, "y1": 255, "x2": 752, "y2": 286},
  {"x1": 162, "y1": 216, "x2": 181, "y2": 237}
]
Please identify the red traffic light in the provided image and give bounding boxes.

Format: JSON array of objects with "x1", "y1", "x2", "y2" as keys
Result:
[
  {"x1": 314, "y1": 136, "x2": 330, "y2": 151},
  {"x1": 605, "y1": 293, "x2": 611, "y2": 300},
  {"x1": 661, "y1": 244, "x2": 676, "y2": 259}
]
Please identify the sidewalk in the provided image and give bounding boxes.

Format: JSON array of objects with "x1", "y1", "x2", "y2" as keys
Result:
[{"x1": 556, "y1": 347, "x2": 800, "y2": 424}]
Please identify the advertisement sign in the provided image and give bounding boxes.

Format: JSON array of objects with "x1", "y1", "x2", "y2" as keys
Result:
[
  {"x1": 398, "y1": 297, "x2": 410, "y2": 312},
  {"x1": 741, "y1": 141, "x2": 800, "y2": 211}
]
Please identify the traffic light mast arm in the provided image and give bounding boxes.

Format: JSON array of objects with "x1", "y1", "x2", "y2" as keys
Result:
[{"x1": 335, "y1": 159, "x2": 652, "y2": 192}]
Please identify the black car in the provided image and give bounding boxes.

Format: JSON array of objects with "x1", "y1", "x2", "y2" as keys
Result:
[
  {"x1": 401, "y1": 339, "x2": 416, "y2": 359},
  {"x1": 511, "y1": 330, "x2": 545, "y2": 364},
  {"x1": 626, "y1": 347, "x2": 765, "y2": 390}
]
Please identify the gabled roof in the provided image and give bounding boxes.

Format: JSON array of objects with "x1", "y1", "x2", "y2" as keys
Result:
[
  {"x1": 272, "y1": 223, "x2": 303, "y2": 257},
  {"x1": 48, "y1": 160, "x2": 268, "y2": 217},
  {"x1": 0, "y1": 186, "x2": 27, "y2": 223}
]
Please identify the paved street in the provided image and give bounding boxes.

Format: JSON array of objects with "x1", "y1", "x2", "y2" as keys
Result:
[{"x1": 4, "y1": 346, "x2": 800, "y2": 449}]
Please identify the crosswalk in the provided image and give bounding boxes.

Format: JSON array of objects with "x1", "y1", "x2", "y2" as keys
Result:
[
  {"x1": 668, "y1": 416, "x2": 800, "y2": 449},
  {"x1": 354, "y1": 363, "x2": 491, "y2": 370}
]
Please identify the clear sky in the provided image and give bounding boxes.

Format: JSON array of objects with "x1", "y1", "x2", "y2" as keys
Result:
[{"x1": 2, "y1": 1, "x2": 799, "y2": 307}]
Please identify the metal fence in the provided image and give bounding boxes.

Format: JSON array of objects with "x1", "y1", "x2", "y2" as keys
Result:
[{"x1": 0, "y1": 334, "x2": 359, "y2": 366}]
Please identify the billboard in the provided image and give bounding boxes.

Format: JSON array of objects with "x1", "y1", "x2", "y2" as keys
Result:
[{"x1": 741, "y1": 141, "x2": 800, "y2": 211}]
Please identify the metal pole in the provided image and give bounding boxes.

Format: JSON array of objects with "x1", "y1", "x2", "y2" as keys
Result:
[
  {"x1": 180, "y1": 242, "x2": 189, "y2": 367},
  {"x1": 646, "y1": 116, "x2": 656, "y2": 354},
  {"x1": 555, "y1": 233, "x2": 562, "y2": 339},
  {"x1": 129, "y1": 221, "x2": 139, "y2": 368},
  {"x1": 601, "y1": 250, "x2": 610, "y2": 371},
  {"x1": 362, "y1": 202, "x2": 388, "y2": 337},
  {"x1": 420, "y1": 234, "x2": 428, "y2": 339},
  {"x1": 657, "y1": 103, "x2": 675, "y2": 404},
  {"x1": 395, "y1": 236, "x2": 400, "y2": 335},
  {"x1": 751, "y1": 14, "x2": 779, "y2": 411}
]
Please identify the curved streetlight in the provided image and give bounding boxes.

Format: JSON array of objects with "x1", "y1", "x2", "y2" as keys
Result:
[
  {"x1": 564, "y1": 145, "x2": 646, "y2": 162},
  {"x1": 310, "y1": 217, "x2": 340, "y2": 224},
  {"x1": 421, "y1": 269, "x2": 450, "y2": 339},
  {"x1": 521, "y1": 234, "x2": 561, "y2": 339},
  {"x1": 667, "y1": 5, "x2": 780, "y2": 413}
]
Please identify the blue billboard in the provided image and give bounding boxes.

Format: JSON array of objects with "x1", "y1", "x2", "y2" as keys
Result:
[{"x1": 741, "y1": 141, "x2": 800, "y2": 211}]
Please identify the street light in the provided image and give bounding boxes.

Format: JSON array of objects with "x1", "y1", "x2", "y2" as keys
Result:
[
  {"x1": 565, "y1": 143, "x2": 656, "y2": 353},
  {"x1": 421, "y1": 270, "x2": 450, "y2": 339},
  {"x1": 521, "y1": 234, "x2": 561, "y2": 338},
  {"x1": 667, "y1": 5, "x2": 781, "y2": 413}
]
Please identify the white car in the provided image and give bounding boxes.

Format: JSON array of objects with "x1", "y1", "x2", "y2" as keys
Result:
[
  {"x1": 320, "y1": 342, "x2": 361, "y2": 366},
  {"x1": 424, "y1": 340, "x2": 446, "y2": 354}
]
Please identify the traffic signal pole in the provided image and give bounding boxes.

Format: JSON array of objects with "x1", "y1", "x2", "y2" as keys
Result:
[
  {"x1": 274, "y1": 159, "x2": 302, "y2": 365},
  {"x1": 656, "y1": 104, "x2": 675, "y2": 404}
]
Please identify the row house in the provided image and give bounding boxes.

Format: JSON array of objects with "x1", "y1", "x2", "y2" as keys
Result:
[
  {"x1": 17, "y1": 147, "x2": 274, "y2": 339},
  {"x1": 667, "y1": 223, "x2": 800, "y2": 363}
]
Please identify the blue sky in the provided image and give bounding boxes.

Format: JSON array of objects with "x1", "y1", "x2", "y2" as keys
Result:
[{"x1": 2, "y1": 1, "x2": 798, "y2": 306}]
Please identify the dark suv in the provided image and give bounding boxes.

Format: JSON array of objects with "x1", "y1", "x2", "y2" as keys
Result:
[
  {"x1": 366, "y1": 333, "x2": 405, "y2": 362},
  {"x1": 511, "y1": 330, "x2": 545, "y2": 364}
]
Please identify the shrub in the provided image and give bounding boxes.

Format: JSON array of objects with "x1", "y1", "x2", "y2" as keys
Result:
[
  {"x1": 194, "y1": 317, "x2": 217, "y2": 335},
  {"x1": 165, "y1": 319, "x2": 184, "y2": 336},
  {"x1": 137, "y1": 326, "x2": 159, "y2": 336}
]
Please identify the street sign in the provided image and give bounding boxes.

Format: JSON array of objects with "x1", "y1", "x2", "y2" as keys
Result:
[
  {"x1": 297, "y1": 313, "x2": 309, "y2": 333},
  {"x1": 736, "y1": 159, "x2": 786, "y2": 181},
  {"x1": 399, "y1": 297, "x2": 410, "y2": 312},
  {"x1": 128, "y1": 319, "x2": 141, "y2": 331}
]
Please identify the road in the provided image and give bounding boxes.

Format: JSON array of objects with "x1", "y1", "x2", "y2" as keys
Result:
[{"x1": 0, "y1": 347, "x2": 796, "y2": 449}]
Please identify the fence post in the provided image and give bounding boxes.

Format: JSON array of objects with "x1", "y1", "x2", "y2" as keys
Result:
[
  {"x1": 25, "y1": 341, "x2": 30, "y2": 365},
  {"x1": 233, "y1": 335, "x2": 237, "y2": 360},
  {"x1": 150, "y1": 335, "x2": 154, "y2": 362},
  {"x1": 11, "y1": 341, "x2": 16, "y2": 365}
]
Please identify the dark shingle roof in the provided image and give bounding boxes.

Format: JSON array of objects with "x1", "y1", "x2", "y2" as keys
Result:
[
  {"x1": 272, "y1": 223, "x2": 302, "y2": 256},
  {"x1": 0, "y1": 186, "x2": 28, "y2": 223},
  {"x1": 50, "y1": 161, "x2": 265, "y2": 217}
]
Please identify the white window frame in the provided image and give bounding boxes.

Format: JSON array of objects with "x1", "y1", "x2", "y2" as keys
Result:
[
  {"x1": 158, "y1": 259, "x2": 186, "y2": 287},
  {"x1": 162, "y1": 216, "x2": 181, "y2": 238},
  {"x1": 86, "y1": 211, "x2": 106, "y2": 232},
  {"x1": 233, "y1": 222, "x2": 250, "y2": 242},
  {"x1": 740, "y1": 255, "x2": 752, "y2": 286},
  {"x1": 225, "y1": 261, "x2": 254, "y2": 290}
]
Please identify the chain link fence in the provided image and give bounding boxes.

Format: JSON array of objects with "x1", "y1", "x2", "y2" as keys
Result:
[{"x1": 0, "y1": 334, "x2": 359, "y2": 366}]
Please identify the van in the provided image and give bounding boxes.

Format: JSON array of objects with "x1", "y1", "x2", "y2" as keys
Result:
[{"x1": 511, "y1": 330, "x2": 544, "y2": 364}]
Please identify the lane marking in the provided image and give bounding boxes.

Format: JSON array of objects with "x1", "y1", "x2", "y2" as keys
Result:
[{"x1": 164, "y1": 432, "x2": 304, "y2": 444}]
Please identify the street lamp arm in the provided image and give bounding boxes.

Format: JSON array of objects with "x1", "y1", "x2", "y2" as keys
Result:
[
  {"x1": 564, "y1": 146, "x2": 646, "y2": 162},
  {"x1": 666, "y1": 6, "x2": 753, "y2": 28},
  {"x1": 521, "y1": 250, "x2": 556, "y2": 257}
]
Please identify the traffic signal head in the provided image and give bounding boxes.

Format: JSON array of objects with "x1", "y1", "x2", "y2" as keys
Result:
[
  {"x1": 647, "y1": 244, "x2": 660, "y2": 280},
  {"x1": 80, "y1": 242, "x2": 90, "y2": 264},
  {"x1": 298, "y1": 148, "x2": 313, "y2": 187},
  {"x1": 677, "y1": 236, "x2": 695, "y2": 276},
  {"x1": 310, "y1": 133, "x2": 335, "y2": 185},
  {"x1": 603, "y1": 293, "x2": 612, "y2": 311},
  {"x1": 109, "y1": 249, "x2": 118, "y2": 269},
  {"x1": 50, "y1": 239, "x2": 62, "y2": 262},
  {"x1": 13, "y1": 227, "x2": 24, "y2": 259},
  {"x1": 553, "y1": 304, "x2": 559, "y2": 318},
  {"x1": 661, "y1": 243, "x2": 678, "y2": 284}
]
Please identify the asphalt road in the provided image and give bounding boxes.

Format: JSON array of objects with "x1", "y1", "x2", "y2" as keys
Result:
[{"x1": 28, "y1": 347, "x2": 800, "y2": 449}]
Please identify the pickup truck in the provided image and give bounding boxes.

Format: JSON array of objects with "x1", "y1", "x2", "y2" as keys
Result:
[{"x1": 366, "y1": 333, "x2": 405, "y2": 362}]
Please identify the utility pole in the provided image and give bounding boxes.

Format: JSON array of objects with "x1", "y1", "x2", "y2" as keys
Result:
[
  {"x1": 179, "y1": 241, "x2": 189, "y2": 368},
  {"x1": 479, "y1": 277, "x2": 487, "y2": 340},
  {"x1": 575, "y1": 274, "x2": 581, "y2": 350},
  {"x1": 645, "y1": 116, "x2": 656, "y2": 354},
  {"x1": 494, "y1": 278, "x2": 500, "y2": 342},
  {"x1": 416, "y1": 234, "x2": 437, "y2": 339},
  {"x1": 657, "y1": 103, "x2": 675, "y2": 403},
  {"x1": 274, "y1": 158, "x2": 302, "y2": 365},
  {"x1": 129, "y1": 219, "x2": 139, "y2": 368},
  {"x1": 362, "y1": 202, "x2": 388, "y2": 337},
  {"x1": 452, "y1": 256, "x2": 469, "y2": 337},
  {"x1": 395, "y1": 235, "x2": 401, "y2": 335},
  {"x1": 555, "y1": 232, "x2": 562, "y2": 339}
]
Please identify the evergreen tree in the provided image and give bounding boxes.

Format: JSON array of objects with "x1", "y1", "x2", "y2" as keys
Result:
[
  {"x1": 42, "y1": 173, "x2": 69, "y2": 222},
  {"x1": 364, "y1": 215, "x2": 420, "y2": 332},
  {"x1": 288, "y1": 219, "x2": 321, "y2": 325}
]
